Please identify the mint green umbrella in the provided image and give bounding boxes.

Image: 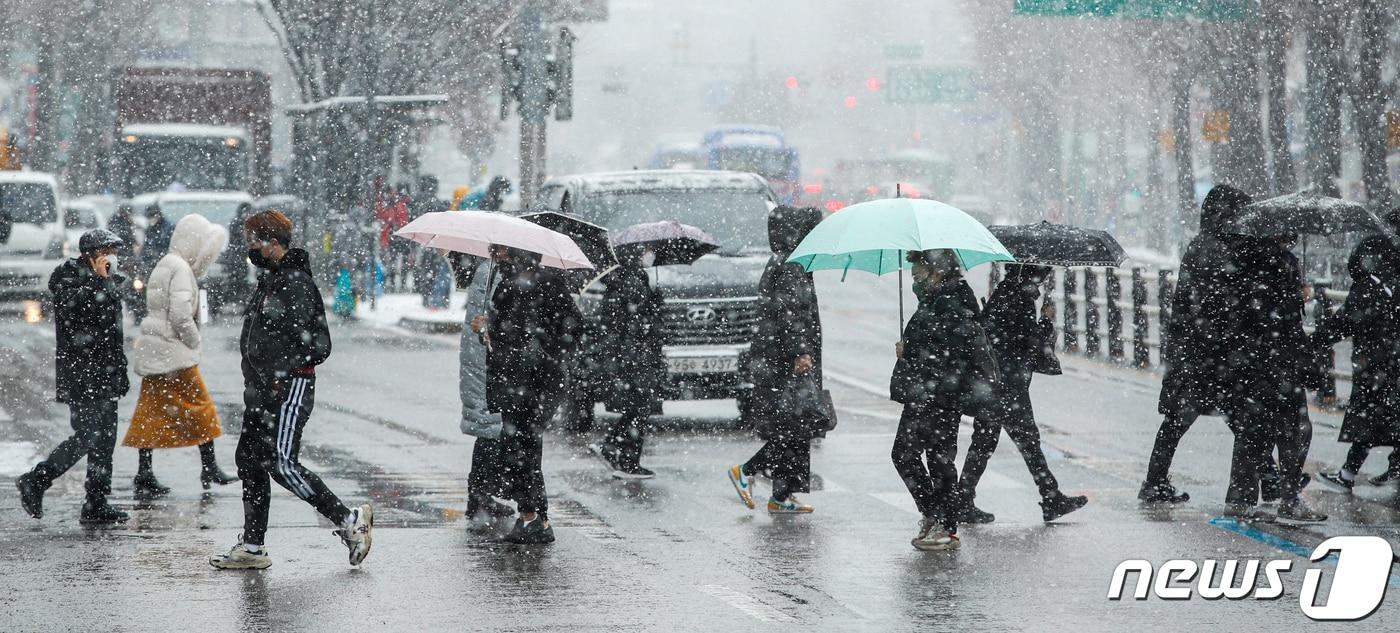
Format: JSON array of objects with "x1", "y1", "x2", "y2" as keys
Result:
[{"x1": 787, "y1": 197, "x2": 1013, "y2": 325}]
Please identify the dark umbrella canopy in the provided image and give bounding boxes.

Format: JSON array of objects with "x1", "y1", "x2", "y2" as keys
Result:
[
  {"x1": 611, "y1": 220, "x2": 720, "y2": 266},
  {"x1": 988, "y1": 221, "x2": 1126, "y2": 267},
  {"x1": 520, "y1": 210, "x2": 618, "y2": 271},
  {"x1": 1223, "y1": 192, "x2": 1381, "y2": 237}
]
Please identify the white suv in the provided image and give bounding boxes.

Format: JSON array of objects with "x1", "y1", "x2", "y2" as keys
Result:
[{"x1": 0, "y1": 171, "x2": 66, "y2": 315}]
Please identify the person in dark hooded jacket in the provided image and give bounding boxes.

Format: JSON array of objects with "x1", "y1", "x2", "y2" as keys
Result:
[
  {"x1": 888, "y1": 249, "x2": 982, "y2": 551},
  {"x1": 959, "y1": 265, "x2": 1088, "y2": 524},
  {"x1": 726, "y1": 206, "x2": 825, "y2": 515},
  {"x1": 16, "y1": 229, "x2": 131, "y2": 525},
  {"x1": 1140, "y1": 184, "x2": 1252, "y2": 503},
  {"x1": 1315, "y1": 226, "x2": 1400, "y2": 493},
  {"x1": 590, "y1": 247, "x2": 666, "y2": 479},
  {"x1": 1217, "y1": 233, "x2": 1326, "y2": 523},
  {"x1": 486, "y1": 245, "x2": 584, "y2": 544},
  {"x1": 210, "y1": 210, "x2": 374, "y2": 570}
]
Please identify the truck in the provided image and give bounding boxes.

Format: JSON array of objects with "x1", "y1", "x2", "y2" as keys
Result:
[{"x1": 109, "y1": 66, "x2": 272, "y2": 198}]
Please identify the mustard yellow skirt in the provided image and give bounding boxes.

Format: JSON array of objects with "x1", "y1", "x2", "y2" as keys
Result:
[{"x1": 122, "y1": 366, "x2": 222, "y2": 449}]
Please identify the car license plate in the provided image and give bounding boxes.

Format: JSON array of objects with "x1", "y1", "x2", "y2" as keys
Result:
[{"x1": 667, "y1": 355, "x2": 738, "y2": 375}]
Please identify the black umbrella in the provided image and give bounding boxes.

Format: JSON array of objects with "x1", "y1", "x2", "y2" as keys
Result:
[
  {"x1": 521, "y1": 210, "x2": 617, "y2": 268},
  {"x1": 611, "y1": 220, "x2": 720, "y2": 266},
  {"x1": 1223, "y1": 192, "x2": 1381, "y2": 237},
  {"x1": 988, "y1": 221, "x2": 1126, "y2": 267}
]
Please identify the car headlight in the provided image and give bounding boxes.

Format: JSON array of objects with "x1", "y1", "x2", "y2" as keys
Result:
[{"x1": 133, "y1": 278, "x2": 144, "y2": 290}]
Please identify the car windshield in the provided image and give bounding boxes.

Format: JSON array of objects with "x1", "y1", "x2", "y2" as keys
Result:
[
  {"x1": 711, "y1": 147, "x2": 792, "y2": 182},
  {"x1": 575, "y1": 190, "x2": 771, "y2": 255},
  {"x1": 156, "y1": 199, "x2": 245, "y2": 226},
  {"x1": 0, "y1": 183, "x2": 58, "y2": 224},
  {"x1": 120, "y1": 139, "x2": 247, "y2": 195}
]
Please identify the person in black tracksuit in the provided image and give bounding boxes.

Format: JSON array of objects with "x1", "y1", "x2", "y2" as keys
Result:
[
  {"x1": 592, "y1": 251, "x2": 666, "y2": 479},
  {"x1": 209, "y1": 210, "x2": 373, "y2": 570},
  {"x1": 959, "y1": 265, "x2": 1087, "y2": 524},
  {"x1": 889, "y1": 250, "x2": 984, "y2": 551},
  {"x1": 486, "y1": 246, "x2": 583, "y2": 544},
  {"x1": 16, "y1": 229, "x2": 131, "y2": 525},
  {"x1": 1140, "y1": 184, "x2": 1253, "y2": 503},
  {"x1": 726, "y1": 206, "x2": 825, "y2": 515}
]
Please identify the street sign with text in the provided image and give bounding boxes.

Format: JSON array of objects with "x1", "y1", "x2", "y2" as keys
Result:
[
  {"x1": 1013, "y1": 0, "x2": 1246, "y2": 20},
  {"x1": 886, "y1": 67, "x2": 976, "y2": 105}
]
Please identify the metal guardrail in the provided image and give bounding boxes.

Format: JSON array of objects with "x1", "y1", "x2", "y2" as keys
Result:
[{"x1": 991, "y1": 264, "x2": 1352, "y2": 390}]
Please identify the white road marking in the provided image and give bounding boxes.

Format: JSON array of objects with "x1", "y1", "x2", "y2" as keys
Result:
[{"x1": 698, "y1": 584, "x2": 798, "y2": 623}]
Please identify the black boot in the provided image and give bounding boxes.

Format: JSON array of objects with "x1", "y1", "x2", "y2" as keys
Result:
[
  {"x1": 133, "y1": 449, "x2": 171, "y2": 499},
  {"x1": 198, "y1": 442, "x2": 238, "y2": 489},
  {"x1": 1041, "y1": 492, "x2": 1089, "y2": 522},
  {"x1": 1138, "y1": 479, "x2": 1190, "y2": 504},
  {"x1": 16, "y1": 471, "x2": 48, "y2": 519},
  {"x1": 80, "y1": 500, "x2": 129, "y2": 526}
]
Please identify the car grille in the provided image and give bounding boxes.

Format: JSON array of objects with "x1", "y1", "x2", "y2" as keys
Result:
[{"x1": 661, "y1": 298, "x2": 760, "y2": 346}]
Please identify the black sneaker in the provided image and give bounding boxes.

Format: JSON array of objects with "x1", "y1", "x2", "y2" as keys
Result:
[
  {"x1": 1224, "y1": 503, "x2": 1276, "y2": 523},
  {"x1": 1318, "y1": 471, "x2": 1355, "y2": 493},
  {"x1": 1277, "y1": 500, "x2": 1328, "y2": 523},
  {"x1": 1138, "y1": 480, "x2": 1189, "y2": 504},
  {"x1": 1368, "y1": 470, "x2": 1399, "y2": 486},
  {"x1": 961, "y1": 505, "x2": 996, "y2": 524},
  {"x1": 612, "y1": 465, "x2": 656, "y2": 480},
  {"x1": 1040, "y1": 493, "x2": 1088, "y2": 522},
  {"x1": 503, "y1": 518, "x2": 555, "y2": 544},
  {"x1": 79, "y1": 502, "x2": 130, "y2": 526},
  {"x1": 587, "y1": 442, "x2": 623, "y2": 471},
  {"x1": 16, "y1": 472, "x2": 45, "y2": 519}
]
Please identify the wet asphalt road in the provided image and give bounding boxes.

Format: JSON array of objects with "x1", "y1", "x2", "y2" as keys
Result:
[{"x1": 2, "y1": 273, "x2": 1398, "y2": 632}]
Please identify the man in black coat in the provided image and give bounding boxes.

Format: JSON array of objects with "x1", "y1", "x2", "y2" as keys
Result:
[
  {"x1": 1140, "y1": 184, "x2": 1252, "y2": 503},
  {"x1": 16, "y1": 229, "x2": 131, "y2": 525},
  {"x1": 959, "y1": 265, "x2": 1088, "y2": 523},
  {"x1": 590, "y1": 249, "x2": 666, "y2": 479},
  {"x1": 727, "y1": 206, "x2": 824, "y2": 515},
  {"x1": 132, "y1": 204, "x2": 173, "y2": 322},
  {"x1": 1316, "y1": 229, "x2": 1400, "y2": 492},
  {"x1": 210, "y1": 210, "x2": 374, "y2": 570},
  {"x1": 486, "y1": 245, "x2": 583, "y2": 544},
  {"x1": 1219, "y1": 234, "x2": 1325, "y2": 522}
]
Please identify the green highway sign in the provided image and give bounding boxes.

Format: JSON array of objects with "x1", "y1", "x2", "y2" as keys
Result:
[
  {"x1": 883, "y1": 44, "x2": 924, "y2": 61},
  {"x1": 1013, "y1": 0, "x2": 1246, "y2": 20},
  {"x1": 886, "y1": 67, "x2": 976, "y2": 105}
]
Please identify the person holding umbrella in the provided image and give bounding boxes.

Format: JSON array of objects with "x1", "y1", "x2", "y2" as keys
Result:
[
  {"x1": 1315, "y1": 217, "x2": 1400, "y2": 495},
  {"x1": 589, "y1": 244, "x2": 666, "y2": 479},
  {"x1": 486, "y1": 244, "x2": 584, "y2": 543},
  {"x1": 726, "y1": 206, "x2": 826, "y2": 515},
  {"x1": 889, "y1": 249, "x2": 986, "y2": 550},
  {"x1": 958, "y1": 263, "x2": 1088, "y2": 523}
]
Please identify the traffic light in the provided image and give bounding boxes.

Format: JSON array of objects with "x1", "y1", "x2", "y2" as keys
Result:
[
  {"x1": 500, "y1": 39, "x2": 522, "y2": 121},
  {"x1": 552, "y1": 28, "x2": 575, "y2": 121}
]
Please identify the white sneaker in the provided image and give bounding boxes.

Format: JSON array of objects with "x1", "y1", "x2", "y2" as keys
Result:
[
  {"x1": 335, "y1": 504, "x2": 374, "y2": 566},
  {"x1": 911, "y1": 519, "x2": 960, "y2": 551},
  {"x1": 210, "y1": 539, "x2": 272, "y2": 570}
]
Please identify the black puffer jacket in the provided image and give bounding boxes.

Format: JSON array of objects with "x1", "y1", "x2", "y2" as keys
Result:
[
  {"x1": 486, "y1": 263, "x2": 583, "y2": 417},
  {"x1": 1158, "y1": 184, "x2": 1252, "y2": 415},
  {"x1": 891, "y1": 278, "x2": 992, "y2": 412},
  {"x1": 138, "y1": 218, "x2": 173, "y2": 278},
  {"x1": 984, "y1": 267, "x2": 1058, "y2": 388},
  {"x1": 598, "y1": 263, "x2": 665, "y2": 415},
  {"x1": 1314, "y1": 236, "x2": 1400, "y2": 446},
  {"x1": 50, "y1": 259, "x2": 129, "y2": 403},
  {"x1": 240, "y1": 248, "x2": 332, "y2": 391},
  {"x1": 1220, "y1": 237, "x2": 1313, "y2": 428}
]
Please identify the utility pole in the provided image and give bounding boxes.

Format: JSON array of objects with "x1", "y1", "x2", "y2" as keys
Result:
[
  {"x1": 362, "y1": 1, "x2": 379, "y2": 310},
  {"x1": 505, "y1": 1, "x2": 574, "y2": 207}
]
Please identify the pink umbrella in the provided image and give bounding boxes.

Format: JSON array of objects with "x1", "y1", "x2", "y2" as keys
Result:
[{"x1": 393, "y1": 211, "x2": 594, "y2": 270}]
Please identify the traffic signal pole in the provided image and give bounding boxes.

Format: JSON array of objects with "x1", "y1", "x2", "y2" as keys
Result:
[{"x1": 517, "y1": 2, "x2": 549, "y2": 207}]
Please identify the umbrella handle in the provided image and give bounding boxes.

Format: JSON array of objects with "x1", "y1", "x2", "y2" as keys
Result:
[{"x1": 898, "y1": 250, "x2": 904, "y2": 332}]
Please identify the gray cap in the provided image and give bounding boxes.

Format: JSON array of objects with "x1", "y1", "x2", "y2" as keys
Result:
[{"x1": 78, "y1": 228, "x2": 124, "y2": 253}]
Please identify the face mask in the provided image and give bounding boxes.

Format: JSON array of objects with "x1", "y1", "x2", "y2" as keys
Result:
[
  {"x1": 248, "y1": 249, "x2": 274, "y2": 269},
  {"x1": 912, "y1": 279, "x2": 930, "y2": 299},
  {"x1": 104, "y1": 254, "x2": 119, "y2": 270},
  {"x1": 640, "y1": 251, "x2": 657, "y2": 267}
]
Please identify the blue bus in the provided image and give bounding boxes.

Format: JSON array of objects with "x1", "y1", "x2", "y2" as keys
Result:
[{"x1": 702, "y1": 125, "x2": 800, "y2": 204}]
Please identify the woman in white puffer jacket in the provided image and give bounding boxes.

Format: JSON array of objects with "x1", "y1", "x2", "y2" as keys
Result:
[{"x1": 123, "y1": 214, "x2": 239, "y2": 497}]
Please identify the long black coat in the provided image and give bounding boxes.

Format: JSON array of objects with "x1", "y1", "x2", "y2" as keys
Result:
[
  {"x1": 486, "y1": 264, "x2": 584, "y2": 420},
  {"x1": 748, "y1": 206, "x2": 824, "y2": 440},
  {"x1": 1314, "y1": 236, "x2": 1400, "y2": 446},
  {"x1": 1157, "y1": 231, "x2": 1243, "y2": 415},
  {"x1": 598, "y1": 264, "x2": 665, "y2": 415},
  {"x1": 1219, "y1": 238, "x2": 1312, "y2": 431},
  {"x1": 139, "y1": 218, "x2": 173, "y2": 278},
  {"x1": 984, "y1": 271, "x2": 1058, "y2": 416},
  {"x1": 891, "y1": 278, "x2": 990, "y2": 412},
  {"x1": 50, "y1": 259, "x2": 129, "y2": 404}
]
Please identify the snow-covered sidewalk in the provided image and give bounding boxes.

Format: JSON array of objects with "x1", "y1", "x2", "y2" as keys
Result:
[{"x1": 350, "y1": 292, "x2": 469, "y2": 333}]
